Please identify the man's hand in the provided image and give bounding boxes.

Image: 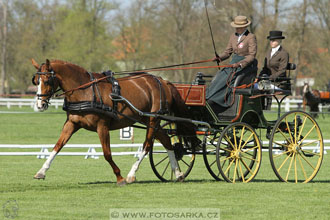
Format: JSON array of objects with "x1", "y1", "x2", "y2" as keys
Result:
[
  {"x1": 212, "y1": 56, "x2": 221, "y2": 62},
  {"x1": 232, "y1": 63, "x2": 241, "y2": 68}
]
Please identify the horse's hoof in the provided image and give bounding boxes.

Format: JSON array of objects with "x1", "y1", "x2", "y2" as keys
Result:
[
  {"x1": 176, "y1": 175, "x2": 185, "y2": 182},
  {"x1": 34, "y1": 173, "x2": 45, "y2": 180},
  {"x1": 126, "y1": 176, "x2": 136, "y2": 184},
  {"x1": 117, "y1": 179, "x2": 127, "y2": 186}
]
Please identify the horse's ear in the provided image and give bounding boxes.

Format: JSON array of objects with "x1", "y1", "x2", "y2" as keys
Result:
[
  {"x1": 31, "y1": 59, "x2": 39, "y2": 69},
  {"x1": 46, "y1": 59, "x2": 50, "y2": 69}
]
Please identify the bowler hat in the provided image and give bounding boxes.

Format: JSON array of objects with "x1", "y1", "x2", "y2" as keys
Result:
[
  {"x1": 267, "y1": 30, "x2": 285, "y2": 40},
  {"x1": 230, "y1": 16, "x2": 251, "y2": 28}
]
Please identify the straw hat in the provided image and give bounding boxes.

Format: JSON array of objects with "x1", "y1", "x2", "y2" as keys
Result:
[{"x1": 230, "y1": 15, "x2": 251, "y2": 28}]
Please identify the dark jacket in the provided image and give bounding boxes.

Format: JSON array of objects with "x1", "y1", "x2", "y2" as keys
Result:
[{"x1": 265, "y1": 46, "x2": 289, "y2": 80}]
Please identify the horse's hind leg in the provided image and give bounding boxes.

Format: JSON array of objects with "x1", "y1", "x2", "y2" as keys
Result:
[
  {"x1": 154, "y1": 127, "x2": 184, "y2": 182},
  {"x1": 126, "y1": 118, "x2": 160, "y2": 183},
  {"x1": 34, "y1": 120, "x2": 79, "y2": 179},
  {"x1": 97, "y1": 122, "x2": 126, "y2": 186}
]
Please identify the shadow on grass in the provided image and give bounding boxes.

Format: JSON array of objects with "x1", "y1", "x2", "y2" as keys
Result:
[{"x1": 79, "y1": 179, "x2": 222, "y2": 185}]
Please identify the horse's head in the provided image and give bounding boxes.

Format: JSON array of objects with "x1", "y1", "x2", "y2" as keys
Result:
[
  {"x1": 31, "y1": 59, "x2": 60, "y2": 111},
  {"x1": 302, "y1": 82, "x2": 310, "y2": 94}
]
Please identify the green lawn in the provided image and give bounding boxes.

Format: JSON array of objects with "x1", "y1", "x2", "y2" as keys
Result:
[{"x1": 1, "y1": 107, "x2": 330, "y2": 219}]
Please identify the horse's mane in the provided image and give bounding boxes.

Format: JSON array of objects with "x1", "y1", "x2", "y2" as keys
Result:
[{"x1": 50, "y1": 59, "x2": 87, "y2": 73}]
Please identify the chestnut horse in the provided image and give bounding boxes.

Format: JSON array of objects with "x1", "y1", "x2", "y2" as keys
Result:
[
  {"x1": 302, "y1": 82, "x2": 320, "y2": 117},
  {"x1": 31, "y1": 59, "x2": 195, "y2": 185}
]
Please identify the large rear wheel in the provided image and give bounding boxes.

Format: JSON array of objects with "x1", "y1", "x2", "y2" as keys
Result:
[
  {"x1": 269, "y1": 110, "x2": 323, "y2": 183},
  {"x1": 149, "y1": 122, "x2": 195, "y2": 182},
  {"x1": 216, "y1": 122, "x2": 262, "y2": 183}
]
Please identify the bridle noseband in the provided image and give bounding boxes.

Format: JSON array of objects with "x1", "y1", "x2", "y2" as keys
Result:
[{"x1": 32, "y1": 64, "x2": 60, "y2": 104}]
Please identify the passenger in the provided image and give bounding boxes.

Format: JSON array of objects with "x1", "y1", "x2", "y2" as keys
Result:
[
  {"x1": 258, "y1": 30, "x2": 289, "y2": 90},
  {"x1": 206, "y1": 15, "x2": 258, "y2": 110}
]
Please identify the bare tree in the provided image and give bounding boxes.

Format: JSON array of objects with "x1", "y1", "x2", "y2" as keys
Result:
[{"x1": 0, "y1": 0, "x2": 7, "y2": 95}]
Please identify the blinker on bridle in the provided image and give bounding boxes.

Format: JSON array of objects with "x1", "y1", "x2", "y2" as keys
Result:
[{"x1": 32, "y1": 63, "x2": 60, "y2": 103}]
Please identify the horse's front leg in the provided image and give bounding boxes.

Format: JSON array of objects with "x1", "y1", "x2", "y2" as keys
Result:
[
  {"x1": 97, "y1": 122, "x2": 126, "y2": 186},
  {"x1": 34, "y1": 120, "x2": 79, "y2": 179}
]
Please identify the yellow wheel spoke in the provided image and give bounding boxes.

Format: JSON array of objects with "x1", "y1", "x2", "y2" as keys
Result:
[
  {"x1": 298, "y1": 151, "x2": 316, "y2": 170},
  {"x1": 300, "y1": 140, "x2": 320, "y2": 148},
  {"x1": 301, "y1": 149, "x2": 321, "y2": 157},
  {"x1": 238, "y1": 160, "x2": 245, "y2": 183},
  {"x1": 220, "y1": 155, "x2": 235, "y2": 162},
  {"x1": 238, "y1": 126, "x2": 246, "y2": 150},
  {"x1": 294, "y1": 153, "x2": 298, "y2": 183},
  {"x1": 285, "y1": 152, "x2": 295, "y2": 181},
  {"x1": 276, "y1": 127, "x2": 293, "y2": 145},
  {"x1": 233, "y1": 128, "x2": 237, "y2": 150},
  {"x1": 273, "y1": 141, "x2": 288, "y2": 148},
  {"x1": 218, "y1": 146, "x2": 232, "y2": 153},
  {"x1": 297, "y1": 116, "x2": 308, "y2": 143},
  {"x1": 240, "y1": 133, "x2": 255, "y2": 150},
  {"x1": 240, "y1": 158, "x2": 253, "y2": 175},
  {"x1": 299, "y1": 125, "x2": 317, "y2": 144},
  {"x1": 297, "y1": 153, "x2": 308, "y2": 180},
  {"x1": 233, "y1": 159, "x2": 238, "y2": 183},
  {"x1": 277, "y1": 152, "x2": 292, "y2": 172},
  {"x1": 273, "y1": 150, "x2": 291, "y2": 158},
  {"x1": 225, "y1": 134, "x2": 235, "y2": 150},
  {"x1": 224, "y1": 159, "x2": 235, "y2": 175},
  {"x1": 285, "y1": 117, "x2": 294, "y2": 144},
  {"x1": 241, "y1": 155, "x2": 257, "y2": 162},
  {"x1": 294, "y1": 114, "x2": 297, "y2": 144},
  {"x1": 241, "y1": 145, "x2": 259, "y2": 153}
]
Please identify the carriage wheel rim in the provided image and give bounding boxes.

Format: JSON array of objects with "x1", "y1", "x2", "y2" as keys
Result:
[{"x1": 269, "y1": 111, "x2": 323, "y2": 183}]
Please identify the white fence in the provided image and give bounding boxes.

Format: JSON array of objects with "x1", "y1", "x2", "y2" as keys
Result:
[
  {"x1": 0, "y1": 97, "x2": 329, "y2": 112},
  {"x1": 0, "y1": 98, "x2": 63, "y2": 109},
  {"x1": 0, "y1": 143, "x2": 162, "y2": 159},
  {"x1": 0, "y1": 141, "x2": 327, "y2": 159}
]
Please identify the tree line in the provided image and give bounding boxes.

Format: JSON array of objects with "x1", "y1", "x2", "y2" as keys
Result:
[{"x1": 0, "y1": 0, "x2": 329, "y2": 94}]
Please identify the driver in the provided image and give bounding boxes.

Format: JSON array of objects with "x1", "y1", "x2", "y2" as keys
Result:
[{"x1": 206, "y1": 15, "x2": 258, "y2": 111}]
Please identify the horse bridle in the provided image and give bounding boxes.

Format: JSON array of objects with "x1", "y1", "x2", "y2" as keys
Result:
[{"x1": 32, "y1": 63, "x2": 60, "y2": 104}]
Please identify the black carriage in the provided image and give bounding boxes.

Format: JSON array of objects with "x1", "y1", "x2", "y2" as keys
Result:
[{"x1": 149, "y1": 63, "x2": 324, "y2": 183}]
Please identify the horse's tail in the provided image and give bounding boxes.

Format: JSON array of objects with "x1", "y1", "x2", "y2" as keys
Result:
[{"x1": 168, "y1": 82, "x2": 201, "y2": 148}]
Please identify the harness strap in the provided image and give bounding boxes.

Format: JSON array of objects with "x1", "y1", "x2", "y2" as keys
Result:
[{"x1": 151, "y1": 75, "x2": 168, "y2": 115}]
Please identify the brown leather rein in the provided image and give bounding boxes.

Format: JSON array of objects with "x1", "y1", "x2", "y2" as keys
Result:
[{"x1": 54, "y1": 60, "x2": 233, "y2": 98}]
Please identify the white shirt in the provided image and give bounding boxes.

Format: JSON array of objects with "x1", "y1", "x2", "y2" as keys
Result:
[
  {"x1": 271, "y1": 45, "x2": 281, "y2": 58},
  {"x1": 237, "y1": 29, "x2": 247, "y2": 42}
]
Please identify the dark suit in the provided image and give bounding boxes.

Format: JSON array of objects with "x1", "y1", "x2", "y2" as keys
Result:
[{"x1": 265, "y1": 46, "x2": 289, "y2": 81}]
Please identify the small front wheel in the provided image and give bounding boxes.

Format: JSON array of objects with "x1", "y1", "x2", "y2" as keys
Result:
[
  {"x1": 149, "y1": 122, "x2": 195, "y2": 182},
  {"x1": 216, "y1": 122, "x2": 262, "y2": 183}
]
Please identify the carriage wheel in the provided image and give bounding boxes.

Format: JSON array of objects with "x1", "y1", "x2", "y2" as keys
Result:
[
  {"x1": 149, "y1": 122, "x2": 195, "y2": 182},
  {"x1": 269, "y1": 110, "x2": 323, "y2": 183},
  {"x1": 202, "y1": 132, "x2": 223, "y2": 181},
  {"x1": 216, "y1": 122, "x2": 262, "y2": 183}
]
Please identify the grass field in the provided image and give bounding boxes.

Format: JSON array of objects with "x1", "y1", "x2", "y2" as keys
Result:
[{"x1": 1, "y1": 107, "x2": 330, "y2": 219}]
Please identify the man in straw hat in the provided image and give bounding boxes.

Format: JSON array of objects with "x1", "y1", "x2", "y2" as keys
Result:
[{"x1": 206, "y1": 15, "x2": 258, "y2": 111}]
